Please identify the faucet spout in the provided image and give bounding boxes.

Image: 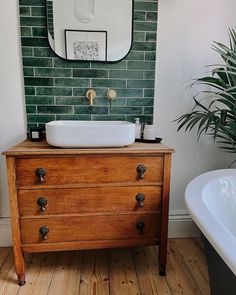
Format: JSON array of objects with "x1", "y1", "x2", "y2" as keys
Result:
[{"x1": 86, "y1": 89, "x2": 96, "y2": 106}]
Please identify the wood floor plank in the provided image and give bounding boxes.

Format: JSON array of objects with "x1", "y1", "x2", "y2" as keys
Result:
[
  {"x1": 47, "y1": 251, "x2": 82, "y2": 295},
  {"x1": 17, "y1": 252, "x2": 58, "y2": 295},
  {"x1": 132, "y1": 246, "x2": 172, "y2": 295},
  {"x1": 79, "y1": 249, "x2": 109, "y2": 295},
  {"x1": 173, "y1": 239, "x2": 209, "y2": 285},
  {"x1": 0, "y1": 251, "x2": 32, "y2": 295},
  {"x1": 0, "y1": 239, "x2": 210, "y2": 295},
  {"x1": 109, "y1": 248, "x2": 140, "y2": 295},
  {"x1": 160, "y1": 240, "x2": 203, "y2": 295},
  {"x1": 0, "y1": 247, "x2": 11, "y2": 269}
]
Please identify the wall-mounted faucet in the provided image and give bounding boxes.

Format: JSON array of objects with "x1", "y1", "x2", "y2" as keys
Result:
[{"x1": 86, "y1": 89, "x2": 96, "y2": 105}]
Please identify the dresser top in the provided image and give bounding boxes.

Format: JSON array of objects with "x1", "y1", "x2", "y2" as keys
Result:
[{"x1": 3, "y1": 140, "x2": 174, "y2": 156}]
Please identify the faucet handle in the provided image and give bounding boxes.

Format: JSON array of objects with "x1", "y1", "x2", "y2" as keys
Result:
[{"x1": 86, "y1": 89, "x2": 96, "y2": 105}]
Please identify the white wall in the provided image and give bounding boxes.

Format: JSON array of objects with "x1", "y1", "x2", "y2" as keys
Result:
[
  {"x1": 154, "y1": 0, "x2": 236, "y2": 213},
  {"x1": 0, "y1": 0, "x2": 26, "y2": 222}
]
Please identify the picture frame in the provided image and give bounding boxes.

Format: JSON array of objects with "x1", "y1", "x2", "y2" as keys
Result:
[{"x1": 65, "y1": 30, "x2": 107, "y2": 61}]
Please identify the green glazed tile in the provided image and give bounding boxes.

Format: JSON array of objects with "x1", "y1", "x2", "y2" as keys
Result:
[
  {"x1": 32, "y1": 27, "x2": 47, "y2": 37},
  {"x1": 56, "y1": 114, "x2": 91, "y2": 120},
  {"x1": 73, "y1": 88, "x2": 87, "y2": 97},
  {"x1": 132, "y1": 42, "x2": 156, "y2": 51},
  {"x1": 144, "y1": 107, "x2": 154, "y2": 114},
  {"x1": 144, "y1": 89, "x2": 154, "y2": 97},
  {"x1": 113, "y1": 88, "x2": 143, "y2": 98},
  {"x1": 146, "y1": 32, "x2": 156, "y2": 42},
  {"x1": 20, "y1": 7, "x2": 31, "y2": 16},
  {"x1": 127, "y1": 98, "x2": 153, "y2": 106},
  {"x1": 74, "y1": 106, "x2": 108, "y2": 115},
  {"x1": 25, "y1": 86, "x2": 35, "y2": 95},
  {"x1": 21, "y1": 27, "x2": 31, "y2": 37},
  {"x1": 34, "y1": 48, "x2": 56, "y2": 57},
  {"x1": 133, "y1": 32, "x2": 145, "y2": 42},
  {"x1": 26, "y1": 96, "x2": 54, "y2": 105},
  {"x1": 36, "y1": 87, "x2": 72, "y2": 96},
  {"x1": 20, "y1": 0, "x2": 44, "y2": 5},
  {"x1": 134, "y1": 11, "x2": 146, "y2": 21},
  {"x1": 24, "y1": 77, "x2": 53, "y2": 86},
  {"x1": 22, "y1": 47, "x2": 33, "y2": 57},
  {"x1": 23, "y1": 57, "x2": 52, "y2": 67},
  {"x1": 35, "y1": 68, "x2": 72, "y2": 77},
  {"x1": 20, "y1": 16, "x2": 46, "y2": 27},
  {"x1": 26, "y1": 105, "x2": 36, "y2": 113},
  {"x1": 38, "y1": 106, "x2": 73, "y2": 114},
  {"x1": 23, "y1": 67, "x2": 34, "y2": 76},
  {"x1": 144, "y1": 70, "x2": 155, "y2": 79},
  {"x1": 125, "y1": 51, "x2": 144, "y2": 61},
  {"x1": 109, "y1": 70, "x2": 143, "y2": 79},
  {"x1": 134, "y1": 22, "x2": 157, "y2": 32},
  {"x1": 110, "y1": 107, "x2": 142, "y2": 115},
  {"x1": 127, "y1": 60, "x2": 156, "y2": 70},
  {"x1": 56, "y1": 97, "x2": 87, "y2": 105},
  {"x1": 147, "y1": 12, "x2": 157, "y2": 21},
  {"x1": 127, "y1": 80, "x2": 155, "y2": 88},
  {"x1": 91, "y1": 115, "x2": 126, "y2": 121},
  {"x1": 92, "y1": 79, "x2": 126, "y2": 88},
  {"x1": 21, "y1": 37, "x2": 48, "y2": 47},
  {"x1": 134, "y1": 2, "x2": 157, "y2": 12},
  {"x1": 54, "y1": 59, "x2": 91, "y2": 69},
  {"x1": 31, "y1": 6, "x2": 45, "y2": 17},
  {"x1": 91, "y1": 61, "x2": 126, "y2": 69},
  {"x1": 73, "y1": 69, "x2": 108, "y2": 78},
  {"x1": 54, "y1": 78, "x2": 89, "y2": 87},
  {"x1": 27, "y1": 114, "x2": 55, "y2": 123}
]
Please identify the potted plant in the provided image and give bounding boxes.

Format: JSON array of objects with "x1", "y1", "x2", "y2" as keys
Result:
[{"x1": 176, "y1": 29, "x2": 236, "y2": 157}]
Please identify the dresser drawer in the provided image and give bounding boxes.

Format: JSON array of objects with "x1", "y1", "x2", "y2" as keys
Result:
[
  {"x1": 15, "y1": 156, "x2": 163, "y2": 186},
  {"x1": 18, "y1": 186, "x2": 162, "y2": 216},
  {"x1": 20, "y1": 214, "x2": 161, "y2": 244}
]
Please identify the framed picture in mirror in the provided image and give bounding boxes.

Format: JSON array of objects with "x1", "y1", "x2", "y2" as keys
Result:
[{"x1": 65, "y1": 30, "x2": 107, "y2": 61}]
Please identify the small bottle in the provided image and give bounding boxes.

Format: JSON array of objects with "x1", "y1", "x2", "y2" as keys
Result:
[{"x1": 134, "y1": 118, "x2": 141, "y2": 139}]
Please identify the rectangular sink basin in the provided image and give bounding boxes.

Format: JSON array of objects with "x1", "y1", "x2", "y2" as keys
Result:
[{"x1": 46, "y1": 120, "x2": 135, "y2": 148}]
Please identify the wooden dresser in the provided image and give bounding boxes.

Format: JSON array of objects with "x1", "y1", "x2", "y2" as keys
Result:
[{"x1": 3, "y1": 140, "x2": 174, "y2": 285}]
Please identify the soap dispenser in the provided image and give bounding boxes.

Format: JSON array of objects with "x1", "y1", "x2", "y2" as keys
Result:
[{"x1": 134, "y1": 118, "x2": 141, "y2": 139}]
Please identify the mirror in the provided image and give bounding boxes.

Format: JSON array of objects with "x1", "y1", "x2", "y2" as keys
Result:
[{"x1": 46, "y1": 0, "x2": 133, "y2": 62}]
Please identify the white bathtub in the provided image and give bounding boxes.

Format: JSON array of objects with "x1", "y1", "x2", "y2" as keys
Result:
[{"x1": 185, "y1": 169, "x2": 236, "y2": 276}]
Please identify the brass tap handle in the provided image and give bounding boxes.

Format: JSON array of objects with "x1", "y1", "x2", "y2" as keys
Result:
[
  {"x1": 136, "y1": 164, "x2": 146, "y2": 179},
  {"x1": 39, "y1": 226, "x2": 49, "y2": 240},
  {"x1": 35, "y1": 168, "x2": 46, "y2": 183},
  {"x1": 136, "y1": 193, "x2": 145, "y2": 207},
  {"x1": 136, "y1": 221, "x2": 145, "y2": 234},
  {"x1": 37, "y1": 197, "x2": 47, "y2": 213}
]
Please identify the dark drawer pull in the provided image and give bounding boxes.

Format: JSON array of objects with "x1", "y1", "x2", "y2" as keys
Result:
[
  {"x1": 39, "y1": 226, "x2": 49, "y2": 240},
  {"x1": 35, "y1": 168, "x2": 46, "y2": 183},
  {"x1": 136, "y1": 165, "x2": 146, "y2": 179},
  {"x1": 37, "y1": 197, "x2": 47, "y2": 213},
  {"x1": 136, "y1": 221, "x2": 145, "y2": 234},
  {"x1": 136, "y1": 193, "x2": 145, "y2": 208}
]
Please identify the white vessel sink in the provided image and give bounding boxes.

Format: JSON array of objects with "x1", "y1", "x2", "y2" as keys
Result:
[{"x1": 46, "y1": 120, "x2": 135, "y2": 148}]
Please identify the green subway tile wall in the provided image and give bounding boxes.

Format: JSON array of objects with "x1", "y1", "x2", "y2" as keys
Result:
[{"x1": 19, "y1": 0, "x2": 158, "y2": 129}]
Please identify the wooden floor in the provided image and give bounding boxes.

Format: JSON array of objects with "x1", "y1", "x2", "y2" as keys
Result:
[{"x1": 0, "y1": 238, "x2": 210, "y2": 295}]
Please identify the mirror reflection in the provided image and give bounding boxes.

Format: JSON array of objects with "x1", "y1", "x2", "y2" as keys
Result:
[{"x1": 46, "y1": 0, "x2": 133, "y2": 62}]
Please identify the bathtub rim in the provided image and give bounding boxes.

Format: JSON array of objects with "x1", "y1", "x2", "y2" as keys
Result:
[{"x1": 185, "y1": 168, "x2": 236, "y2": 276}]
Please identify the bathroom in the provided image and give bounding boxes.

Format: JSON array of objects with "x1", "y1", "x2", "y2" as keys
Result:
[{"x1": 0, "y1": 0, "x2": 236, "y2": 294}]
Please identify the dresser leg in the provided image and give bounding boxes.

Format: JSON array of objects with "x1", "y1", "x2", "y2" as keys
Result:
[
  {"x1": 18, "y1": 274, "x2": 26, "y2": 286},
  {"x1": 14, "y1": 249, "x2": 26, "y2": 286},
  {"x1": 159, "y1": 264, "x2": 166, "y2": 276},
  {"x1": 158, "y1": 242, "x2": 167, "y2": 276}
]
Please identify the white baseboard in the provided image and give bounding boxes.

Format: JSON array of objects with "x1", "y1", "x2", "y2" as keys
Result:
[
  {"x1": 0, "y1": 218, "x2": 12, "y2": 247},
  {"x1": 0, "y1": 211, "x2": 199, "y2": 247}
]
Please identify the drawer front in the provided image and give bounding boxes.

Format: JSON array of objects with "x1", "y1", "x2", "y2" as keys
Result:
[
  {"x1": 15, "y1": 156, "x2": 163, "y2": 186},
  {"x1": 20, "y1": 214, "x2": 161, "y2": 244},
  {"x1": 18, "y1": 186, "x2": 162, "y2": 216}
]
